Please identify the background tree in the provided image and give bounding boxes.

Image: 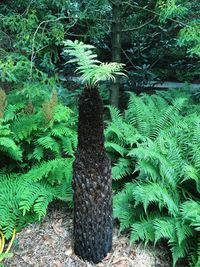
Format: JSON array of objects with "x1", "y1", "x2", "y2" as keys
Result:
[{"x1": 0, "y1": 0, "x2": 199, "y2": 107}]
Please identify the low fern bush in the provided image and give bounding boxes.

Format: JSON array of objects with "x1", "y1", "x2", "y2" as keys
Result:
[
  {"x1": 107, "y1": 90, "x2": 200, "y2": 266},
  {"x1": 0, "y1": 88, "x2": 77, "y2": 239}
]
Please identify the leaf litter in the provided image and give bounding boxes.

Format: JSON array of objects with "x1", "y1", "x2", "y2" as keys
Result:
[{"x1": 5, "y1": 203, "x2": 185, "y2": 267}]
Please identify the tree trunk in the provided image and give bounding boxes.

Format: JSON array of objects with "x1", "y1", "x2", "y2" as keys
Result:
[
  {"x1": 110, "y1": 0, "x2": 122, "y2": 107},
  {"x1": 73, "y1": 86, "x2": 113, "y2": 264}
]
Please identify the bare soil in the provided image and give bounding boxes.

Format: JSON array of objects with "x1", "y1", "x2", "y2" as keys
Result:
[{"x1": 5, "y1": 204, "x2": 176, "y2": 267}]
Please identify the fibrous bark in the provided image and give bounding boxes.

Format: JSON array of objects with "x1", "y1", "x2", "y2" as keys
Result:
[{"x1": 72, "y1": 86, "x2": 113, "y2": 264}]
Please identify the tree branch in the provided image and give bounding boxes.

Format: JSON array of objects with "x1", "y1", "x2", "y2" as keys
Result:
[
  {"x1": 122, "y1": 1, "x2": 187, "y2": 27},
  {"x1": 30, "y1": 16, "x2": 77, "y2": 77},
  {"x1": 122, "y1": 16, "x2": 156, "y2": 32}
]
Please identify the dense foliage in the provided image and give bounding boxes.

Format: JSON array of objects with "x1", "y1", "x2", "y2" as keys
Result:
[
  {"x1": 108, "y1": 90, "x2": 200, "y2": 266},
  {"x1": 0, "y1": 89, "x2": 76, "y2": 239},
  {"x1": 0, "y1": 87, "x2": 200, "y2": 266}
]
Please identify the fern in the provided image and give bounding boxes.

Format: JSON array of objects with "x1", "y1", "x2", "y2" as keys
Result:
[
  {"x1": 0, "y1": 137, "x2": 22, "y2": 161},
  {"x1": 112, "y1": 158, "x2": 132, "y2": 180},
  {"x1": 133, "y1": 182, "x2": 179, "y2": 216},
  {"x1": 110, "y1": 89, "x2": 200, "y2": 266},
  {"x1": 63, "y1": 39, "x2": 125, "y2": 85},
  {"x1": 11, "y1": 115, "x2": 37, "y2": 141},
  {"x1": 131, "y1": 217, "x2": 155, "y2": 245},
  {"x1": 0, "y1": 89, "x2": 76, "y2": 239}
]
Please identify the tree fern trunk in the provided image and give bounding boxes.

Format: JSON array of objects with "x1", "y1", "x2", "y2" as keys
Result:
[{"x1": 72, "y1": 86, "x2": 113, "y2": 264}]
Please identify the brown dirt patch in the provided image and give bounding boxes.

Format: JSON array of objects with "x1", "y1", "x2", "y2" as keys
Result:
[{"x1": 4, "y1": 204, "x2": 176, "y2": 267}]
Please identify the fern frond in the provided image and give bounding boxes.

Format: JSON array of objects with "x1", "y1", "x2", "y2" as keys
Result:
[
  {"x1": 169, "y1": 239, "x2": 189, "y2": 266},
  {"x1": 22, "y1": 158, "x2": 73, "y2": 184},
  {"x1": 131, "y1": 217, "x2": 155, "y2": 245},
  {"x1": 113, "y1": 183, "x2": 139, "y2": 231},
  {"x1": 181, "y1": 200, "x2": 200, "y2": 231},
  {"x1": 154, "y1": 217, "x2": 175, "y2": 243},
  {"x1": 64, "y1": 39, "x2": 124, "y2": 85},
  {"x1": 112, "y1": 158, "x2": 132, "y2": 180},
  {"x1": 0, "y1": 137, "x2": 22, "y2": 161},
  {"x1": 53, "y1": 104, "x2": 73, "y2": 122},
  {"x1": 28, "y1": 146, "x2": 44, "y2": 161},
  {"x1": 3, "y1": 103, "x2": 23, "y2": 122},
  {"x1": 133, "y1": 182, "x2": 179, "y2": 216},
  {"x1": 19, "y1": 182, "x2": 54, "y2": 218},
  {"x1": 11, "y1": 115, "x2": 37, "y2": 141},
  {"x1": 105, "y1": 141, "x2": 127, "y2": 156},
  {"x1": 36, "y1": 136, "x2": 60, "y2": 153},
  {"x1": 150, "y1": 98, "x2": 186, "y2": 140},
  {"x1": 126, "y1": 93, "x2": 150, "y2": 136}
]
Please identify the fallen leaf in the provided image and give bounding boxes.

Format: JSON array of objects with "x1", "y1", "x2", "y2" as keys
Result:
[
  {"x1": 52, "y1": 223, "x2": 65, "y2": 236},
  {"x1": 65, "y1": 247, "x2": 73, "y2": 256}
]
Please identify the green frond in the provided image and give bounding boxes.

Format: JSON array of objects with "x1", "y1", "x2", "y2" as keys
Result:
[
  {"x1": 64, "y1": 39, "x2": 124, "y2": 85},
  {"x1": 19, "y1": 182, "x2": 54, "y2": 218},
  {"x1": 189, "y1": 237, "x2": 200, "y2": 267},
  {"x1": 0, "y1": 124, "x2": 11, "y2": 137},
  {"x1": 113, "y1": 183, "x2": 140, "y2": 231},
  {"x1": 136, "y1": 160, "x2": 159, "y2": 181},
  {"x1": 150, "y1": 98, "x2": 186, "y2": 140},
  {"x1": 36, "y1": 136, "x2": 60, "y2": 153},
  {"x1": 50, "y1": 124, "x2": 72, "y2": 138},
  {"x1": 0, "y1": 174, "x2": 24, "y2": 238},
  {"x1": 170, "y1": 239, "x2": 189, "y2": 266},
  {"x1": 62, "y1": 137, "x2": 77, "y2": 156},
  {"x1": 126, "y1": 93, "x2": 150, "y2": 136},
  {"x1": 106, "y1": 105, "x2": 123, "y2": 122},
  {"x1": 133, "y1": 182, "x2": 179, "y2": 216},
  {"x1": 182, "y1": 165, "x2": 200, "y2": 193},
  {"x1": 11, "y1": 115, "x2": 37, "y2": 141},
  {"x1": 53, "y1": 104, "x2": 73, "y2": 122},
  {"x1": 22, "y1": 158, "x2": 73, "y2": 184},
  {"x1": 28, "y1": 146, "x2": 44, "y2": 161},
  {"x1": 175, "y1": 218, "x2": 193, "y2": 246},
  {"x1": 105, "y1": 141, "x2": 127, "y2": 156},
  {"x1": 3, "y1": 103, "x2": 23, "y2": 122},
  {"x1": 112, "y1": 158, "x2": 132, "y2": 180},
  {"x1": 181, "y1": 200, "x2": 200, "y2": 231},
  {"x1": 80, "y1": 62, "x2": 125, "y2": 85},
  {"x1": 131, "y1": 218, "x2": 155, "y2": 245},
  {"x1": 0, "y1": 137, "x2": 22, "y2": 161},
  {"x1": 154, "y1": 217, "x2": 176, "y2": 243}
]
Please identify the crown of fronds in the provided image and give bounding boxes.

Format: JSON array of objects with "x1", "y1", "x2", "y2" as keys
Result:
[{"x1": 63, "y1": 39, "x2": 125, "y2": 86}]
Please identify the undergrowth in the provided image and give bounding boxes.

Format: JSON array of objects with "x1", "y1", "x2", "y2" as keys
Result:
[
  {"x1": 0, "y1": 88, "x2": 77, "y2": 239},
  {"x1": 1, "y1": 87, "x2": 199, "y2": 267},
  {"x1": 106, "y1": 90, "x2": 200, "y2": 266}
]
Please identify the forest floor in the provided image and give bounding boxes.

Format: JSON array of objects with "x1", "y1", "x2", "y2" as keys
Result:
[{"x1": 5, "y1": 204, "x2": 184, "y2": 267}]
